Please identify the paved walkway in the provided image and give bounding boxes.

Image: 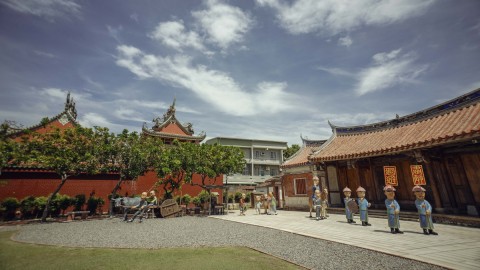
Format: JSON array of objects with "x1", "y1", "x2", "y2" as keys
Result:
[{"x1": 211, "y1": 210, "x2": 480, "y2": 270}]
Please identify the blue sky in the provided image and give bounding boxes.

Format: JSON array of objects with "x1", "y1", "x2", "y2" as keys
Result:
[{"x1": 1, "y1": 0, "x2": 479, "y2": 145}]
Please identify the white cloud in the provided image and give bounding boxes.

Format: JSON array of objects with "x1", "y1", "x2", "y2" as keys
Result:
[
  {"x1": 116, "y1": 45, "x2": 295, "y2": 116},
  {"x1": 130, "y1": 13, "x2": 139, "y2": 23},
  {"x1": 34, "y1": 50, "x2": 56, "y2": 58},
  {"x1": 192, "y1": 0, "x2": 254, "y2": 50},
  {"x1": 107, "y1": 25, "x2": 123, "y2": 43},
  {"x1": 256, "y1": 0, "x2": 435, "y2": 35},
  {"x1": 355, "y1": 49, "x2": 428, "y2": 95},
  {"x1": 338, "y1": 35, "x2": 352, "y2": 47},
  {"x1": 79, "y1": 112, "x2": 120, "y2": 129},
  {"x1": 1, "y1": 0, "x2": 81, "y2": 22},
  {"x1": 317, "y1": 66, "x2": 354, "y2": 78},
  {"x1": 149, "y1": 20, "x2": 208, "y2": 53}
]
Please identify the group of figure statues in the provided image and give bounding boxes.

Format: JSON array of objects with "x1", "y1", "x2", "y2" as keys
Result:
[
  {"x1": 309, "y1": 176, "x2": 329, "y2": 221},
  {"x1": 239, "y1": 192, "x2": 279, "y2": 216},
  {"x1": 253, "y1": 192, "x2": 278, "y2": 215},
  {"x1": 342, "y1": 184, "x2": 438, "y2": 235},
  {"x1": 122, "y1": 190, "x2": 158, "y2": 223}
]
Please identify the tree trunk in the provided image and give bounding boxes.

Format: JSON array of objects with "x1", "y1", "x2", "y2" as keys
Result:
[
  {"x1": 41, "y1": 174, "x2": 68, "y2": 222},
  {"x1": 109, "y1": 177, "x2": 124, "y2": 217}
]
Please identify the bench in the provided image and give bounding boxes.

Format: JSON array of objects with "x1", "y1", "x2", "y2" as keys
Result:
[{"x1": 66, "y1": 211, "x2": 90, "y2": 221}]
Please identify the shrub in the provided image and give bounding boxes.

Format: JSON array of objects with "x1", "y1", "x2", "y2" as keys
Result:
[
  {"x1": 87, "y1": 196, "x2": 105, "y2": 215},
  {"x1": 182, "y1": 194, "x2": 192, "y2": 206},
  {"x1": 20, "y1": 196, "x2": 36, "y2": 219},
  {"x1": 1, "y1": 197, "x2": 20, "y2": 220},
  {"x1": 33, "y1": 196, "x2": 48, "y2": 218},
  {"x1": 228, "y1": 194, "x2": 234, "y2": 203},
  {"x1": 234, "y1": 192, "x2": 242, "y2": 203},
  {"x1": 74, "y1": 194, "x2": 86, "y2": 211},
  {"x1": 245, "y1": 192, "x2": 251, "y2": 203},
  {"x1": 192, "y1": 196, "x2": 201, "y2": 207}
]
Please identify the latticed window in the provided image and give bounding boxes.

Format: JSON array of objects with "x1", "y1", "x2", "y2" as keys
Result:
[{"x1": 294, "y1": 178, "x2": 306, "y2": 195}]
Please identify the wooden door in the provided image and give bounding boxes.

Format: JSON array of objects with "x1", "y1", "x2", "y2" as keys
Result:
[{"x1": 445, "y1": 157, "x2": 475, "y2": 212}]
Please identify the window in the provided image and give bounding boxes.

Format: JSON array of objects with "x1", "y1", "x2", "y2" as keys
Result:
[
  {"x1": 294, "y1": 178, "x2": 307, "y2": 195},
  {"x1": 255, "y1": 151, "x2": 260, "y2": 158},
  {"x1": 242, "y1": 165, "x2": 249, "y2": 176},
  {"x1": 270, "y1": 152, "x2": 276, "y2": 159}
]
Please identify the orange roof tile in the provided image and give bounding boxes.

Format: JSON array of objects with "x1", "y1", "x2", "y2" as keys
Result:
[
  {"x1": 282, "y1": 139, "x2": 326, "y2": 168},
  {"x1": 312, "y1": 90, "x2": 480, "y2": 161}
]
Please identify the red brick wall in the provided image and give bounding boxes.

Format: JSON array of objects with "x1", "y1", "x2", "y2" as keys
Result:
[
  {"x1": 0, "y1": 170, "x2": 223, "y2": 205},
  {"x1": 282, "y1": 172, "x2": 314, "y2": 198}
]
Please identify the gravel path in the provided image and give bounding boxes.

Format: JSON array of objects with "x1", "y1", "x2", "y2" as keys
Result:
[{"x1": 11, "y1": 217, "x2": 445, "y2": 270}]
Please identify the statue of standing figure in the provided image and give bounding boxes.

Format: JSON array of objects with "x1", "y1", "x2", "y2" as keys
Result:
[
  {"x1": 413, "y1": 185, "x2": 438, "y2": 235},
  {"x1": 356, "y1": 186, "x2": 371, "y2": 226},
  {"x1": 343, "y1": 187, "x2": 356, "y2": 223},
  {"x1": 309, "y1": 176, "x2": 321, "y2": 218},
  {"x1": 384, "y1": 185, "x2": 403, "y2": 234}
]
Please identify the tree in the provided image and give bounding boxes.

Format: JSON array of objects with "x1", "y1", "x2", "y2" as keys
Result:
[
  {"x1": 0, "y1": 121, "x2": 19, "y2": 175},
  {"x1": 153, "y1": 140, "x2": 194, "y2": 200},
  {"x1": 189, "y1": 144, "x2": 245, "y2": 214},
  {"x1": 22, "y1": 126, "x2": 100, "y2": 222},
  {"x1": 283, "y1": 144, "x2": 300, "y2": 160},
  {"x1": 95, "y1": 129, "x2": 157, "y2": 216}
]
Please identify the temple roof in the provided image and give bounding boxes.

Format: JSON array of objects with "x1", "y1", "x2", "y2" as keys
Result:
[
  {"x1": 142, "y1": 99, "x2": 206, "y2": 143},
  {"x1": 6, "y1": 93, "x2": 78, "y2": 137},
  {"x1": 282, "y1": 135, "x2": 326, "y2": 168},
  {"x1": 311, "y1": 88, "x2": 480, "y2": 162}
]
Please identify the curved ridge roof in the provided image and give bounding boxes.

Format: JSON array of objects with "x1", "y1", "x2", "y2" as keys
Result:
[{"x1": 311, "y1": 88, "x2": 480, "y2": 162}]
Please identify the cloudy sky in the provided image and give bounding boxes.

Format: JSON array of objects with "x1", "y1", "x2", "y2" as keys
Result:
[{"x1": 1, "y1": 0, "x2": 479, "y2": 145}]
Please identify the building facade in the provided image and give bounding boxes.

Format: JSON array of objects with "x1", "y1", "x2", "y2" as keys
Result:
[
  {"x1": 309, "y1": 88, "x2": 480, "y2": 216},
  {"x1": 205, "y1": 137, "x2": 287, "y2": 206},
  {"x1": 281, "y1": 137, "x2": 326, "y2": 210}
]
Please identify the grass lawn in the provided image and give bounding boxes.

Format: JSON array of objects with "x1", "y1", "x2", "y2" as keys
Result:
[{"x1": 0, "y1": 231, "x2": 303, "y2": 270}]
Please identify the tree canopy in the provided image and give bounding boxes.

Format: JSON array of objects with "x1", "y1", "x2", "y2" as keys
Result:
[{"x1": 283, "y1": 144, "x2": 300, "y2": 160}]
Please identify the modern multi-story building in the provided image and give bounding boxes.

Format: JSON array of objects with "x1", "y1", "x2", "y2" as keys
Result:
[{"x1": 204, "y1": 137, "x2": 288, "y2": 187}]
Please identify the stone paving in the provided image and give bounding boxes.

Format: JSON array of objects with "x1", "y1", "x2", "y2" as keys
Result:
[{"x1": 211, "y1": 210, "x2": 480, "y2": 270}]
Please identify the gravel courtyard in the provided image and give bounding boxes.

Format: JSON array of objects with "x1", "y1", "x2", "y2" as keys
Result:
[{"x1": 9, "y1": 216, "x2": 445, "y2": 270}]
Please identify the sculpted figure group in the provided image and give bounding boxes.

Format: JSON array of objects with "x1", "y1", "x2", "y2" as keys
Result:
[{"x1": 342, "y1": 184, "x2": 438, "y2": 235}]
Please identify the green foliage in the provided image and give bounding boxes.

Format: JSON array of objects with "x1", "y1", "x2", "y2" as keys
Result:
[
  {"x1": 74, "y1": 194, "x2": 86, "y2": 211},
  {"x1": 197, "y1": 190, "x2": 211, "y2": 204},
  {"x1": 284, "y1": 144, "x2": 300, "y2": 160},
  {"x1": 51, "y1": 194, "x2": 73, "y2": 215},
  {"x1": 182, "y1": 194, "x2": 192, "y2": 205},
  {"x1": 20, "y1": 196, "x2": 36, "y2": 218},
  {"x1": 1, "y1": 197, "x2": 20, "y2": 219},
  {"x1": 192, "y1": 196, "x2": 201, "y2": 207},
  {"x1": 33, "y1": 196, "x2": 48, "y2": 218},
  {"x1": 40, "y1": 117, "x2": 50, "y2": 126},
  {"x1": 87, "y1": 196, "x2": 105, "y2": 215},
  {"x1": 18, "y1": 126, "x2": 104, "y2": 221},
  {"x1": 228, "y1": 194, "x2": 234, "y2": 203},
  {"x1": 234, "y1": 192, "x2": 242, "y2": 203},
  {"x1": 245, "y1": 192, "x2": 251, "y2": 203}
]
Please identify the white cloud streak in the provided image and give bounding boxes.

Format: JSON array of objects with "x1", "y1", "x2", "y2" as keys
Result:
[
  {"x1": 1, "y1": 0, "x2": 81, "y2": 21},
  {"x1": 116, "y1": 45, "x2": 295, "y2": 116},
  {"x1": 355, "y1": 49, "x2": 428, "y2": 95},
  {"x1": 338, "y1": 36, "x2": 352, "y2": 47},
  {"x1": 256, "y1": 0, "x2": 435, "y2": 35},
  {"x1": 192, "y1": 0, "x2": 254, "y2": 50},
  {"x1": 150, "y1": 20, "x2": 208, "y2": 53}
]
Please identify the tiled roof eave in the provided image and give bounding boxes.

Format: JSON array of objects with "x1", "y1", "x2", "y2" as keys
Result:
[
  {"x1": 153, "y1": 115, "x2": 194, "y2": 136},
  {"x1": 311, "y1": 133, "x2": 480, "y2": 162},
  {"x1": 142, "y1": 128, "x2": 205, "y2": 141},
  {"x1": 7, "y1": 111, "x2": 78, "y2": 137}
]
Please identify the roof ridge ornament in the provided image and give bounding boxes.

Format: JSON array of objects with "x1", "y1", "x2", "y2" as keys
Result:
[{"x1": 64, "y1": 92, "x2": 77, "y2": 120}]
